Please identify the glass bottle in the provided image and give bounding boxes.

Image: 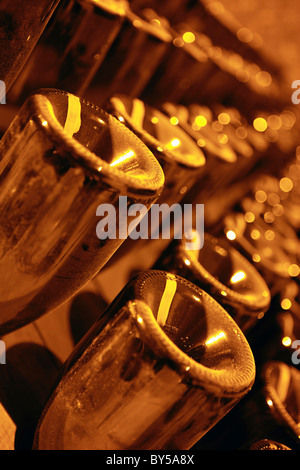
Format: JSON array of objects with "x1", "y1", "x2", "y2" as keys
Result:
[
  {"x1": 193, "y1": 361, "x2": 300, "y2": 450},
  {"x1": 85, "y1": 7, "x2": 172, "y2": 106},
  {"x1": 7, "y1": 0, "x2": 128, "y2": 104},
  {"x1": 250, "y1": 439, "x2": 291, "y2": 450},
  {"x1": 105, "y1": 95, "x2": 206, "y2": 208},
  {"x1": 0, "y1": 0, "x2": 60, "y2": 98},
  {"x1": 154, "y1": 231, "x2": 271, "y2": 333},
  {"x1": 97, "y1": 95, "x2": 206, "y2": 272},
  {"x1": 0, "y1": 88, "x2": 164, "y2": 335},
  {"x1": 223, "y1": 208, "x2": 298, "y2": 296},
  {"x1": 33, "y1": 270, "x2": 256, "y2": 450}
]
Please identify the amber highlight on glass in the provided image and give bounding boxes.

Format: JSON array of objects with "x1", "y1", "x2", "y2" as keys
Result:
[
  {"x1": 247, "y1": 279, "x2": 300, "y2": 368},
  {"x1": 85, "y1": 8, "x2": 172, "y2": 106},
  {"x1": 240, "y1": 184, "x2": 300, "y2": 262},
  {"x1": 182, "y1": 0, "x2": 284, "y2": 85},
  {"x1": 154, "y1": 232, "x2": 271, "y2": 333},
  {"x1": 105, "y1": 95, "x2": 206, "y2": 207},
  {"x1": 0, "y1": 88, "x2": 164, "y2": 335},
  {"x1": 250, "y1": 439, "x2": 291, "y2": 450},
  {"x1": 141, "y1": 23, "x2": 211, "y2": 107},
  {"x1": 160, "y1": 102, "x2": 240, "y2": 224},
  {"x1": 176, "y1": 23, "x2": 284, "y2": 115},
  {"x1": 8, "y1": 0, "x2": 128, "y2": 104},
  {"x1": 262, "y1": 362, "x2": 300, "y2": 445},
  {"x1": 142, "y1": 18, "x2": 285, "y2": 116},
  {"x1": 0, "y1": 0, "x2": 60, "y2": 98},
  {"x1": 223, "y1": 209, "x2": 298, "y2": 296},
  {"x1": 33, "y1": 270, "x2": 255, "y2": 450}
]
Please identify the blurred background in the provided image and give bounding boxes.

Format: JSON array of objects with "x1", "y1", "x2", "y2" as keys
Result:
[
  {"x1": 0, "y1": 0, "x2": 299, "y2": 452},
  {"x1": 221, "y1": 0, "x2": 298, "y2": 84}
]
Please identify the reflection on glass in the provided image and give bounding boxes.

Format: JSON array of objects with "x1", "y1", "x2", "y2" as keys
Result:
[
  {"x1": 161, "y1": 102, "x2": 240, "y2": 222},
  {"x1": 223, "y1": 210, "x2": 298, "y2": 295},
  {"x1": 250, "y1": 439, "x2": 291, "y2": 450},
  {"x1": 33, "y1": 270, "x2": 255, "y2": 450},
  {"x1": 0, "y1": 88, "x2": 164, "y2": 334},
  {"x1": 263, "y1": 361, "x2": 300, "y2": 444},
  {"x1": 154, "y1": 231, "x2": 271, "y2": 332},
  {"x1": 105, "y1": 95, "x2": 206, "y2": 246}
]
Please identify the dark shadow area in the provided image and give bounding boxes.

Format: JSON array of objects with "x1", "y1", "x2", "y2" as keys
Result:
[
  {"x1": 69, "y1": 291, "x2": 108, "y2": 345},
  {"x1": 0, "y1": 343, "x2": 62, "y2": 450}
]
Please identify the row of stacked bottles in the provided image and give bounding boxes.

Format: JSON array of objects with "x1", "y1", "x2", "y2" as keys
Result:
[{"x1": 0, "y1": 0, "x2": 299, "y2": 451}]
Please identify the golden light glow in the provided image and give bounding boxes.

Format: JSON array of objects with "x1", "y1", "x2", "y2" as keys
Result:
[
  {"x1": 236, "y1": 127, "x2": 248, "y2": 139},
  {"x1": 272, "y1": 204, "x2": 284, "y2": 217},
  {"x1": 267, "y1": 115, "x2": 282, "y2": 130},
  {"x1": 151, "y1": 116, "x2": 159, "y2": 124},
  {"x1": 253, "y1": 117, "x2": 268, "y2": 132},
  {"x1": 226, "y1": 230, "x2": 236, "y2": 240},
  {"x1": 264, "y1": 212, "x2": 275, "y2": 224},
  {"x1": 281, "y1": 299, "x2": 292, "y2": 310},
  {"x1": 170, "y1": 116, "x2": 179, "y2": 126},
  {"x1": 42, "y1": 120, "x2": 48, "y2": 126},
  {"x1": 151, "y1": 18, "x2": 161, "y2": 27},
  {"x1": 256, "y1": 71, "x2": 272, "y2": 87},
  {"x1": 205, "y1": 331, "x2": 226, "y2": 346},
  {"x1": 180, "y1": 186, "x2": 187, "y2": 195},
  {"x1": 252, "y1": 253, "x2": 261, "y2": 262},
  {"x1": 182, "y1": 31, "x2": 196, "y2": 44},
  {"x1": 237, "y1": 27, "x2": 254, "y2": 43},
  {"x1": 245, "y1": 212, "x2": 255, "y2": 223},
  {"x1": 110, "y1": 150, "x2": 135, "y2": 167},
  {"x1": 288, "y1": 264, "x2": 300, "y2": 277},
  {"x1": 279, "y1": 177, "x2": 293, "y2": 193},
  {"x1": 218, "y1": 112, "x2": 231, "y2": 125},
  {"x1": 217, "y1": 133, "x2": 229, "y2": 145},
  {"x1": 133, "y1": 19, "x2": 143, "y2": 28},
  {"x1": 255, "y1": 190, "x2": 267, "y2": 203},
  {"x1": 265, "y1": 230, "x2": 275, "y2": 241},
  {"x1": 251, "y1": 229, "x2": 260, "y2": 240},
  {"x1": 267, "y1": 399, "x2": 273, "y2": 407},
  {"x1": 173, "y1": 37, "x2": 184, "y2": 48},
  {"x1": 195, "y1": 115, "x2": 207, "y2": 127},
  {"x1": 137, "y1": 316, "x2": 143, "y2": 324},
  {"x1": 197, "y1": 138, "x2": 206, "y2": 147},
  {"x1": 230, "y1": 271, "x2": 246, "y2": 284},
  {"x1": 236, "y1": 69, "x2": 249, "y2": 83},
  {"x1": 282, "y1": 336, "x2": 292, "y2": 347},
  {"x1": 280, "y1": 111, "x2": 296, "y2": 129},
  {"x1": 184, "y1": 259, "x2": 191, "y2": 266},
  {"x1": 166, "y1": 138, "x2": 181, "y2": 149}
]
